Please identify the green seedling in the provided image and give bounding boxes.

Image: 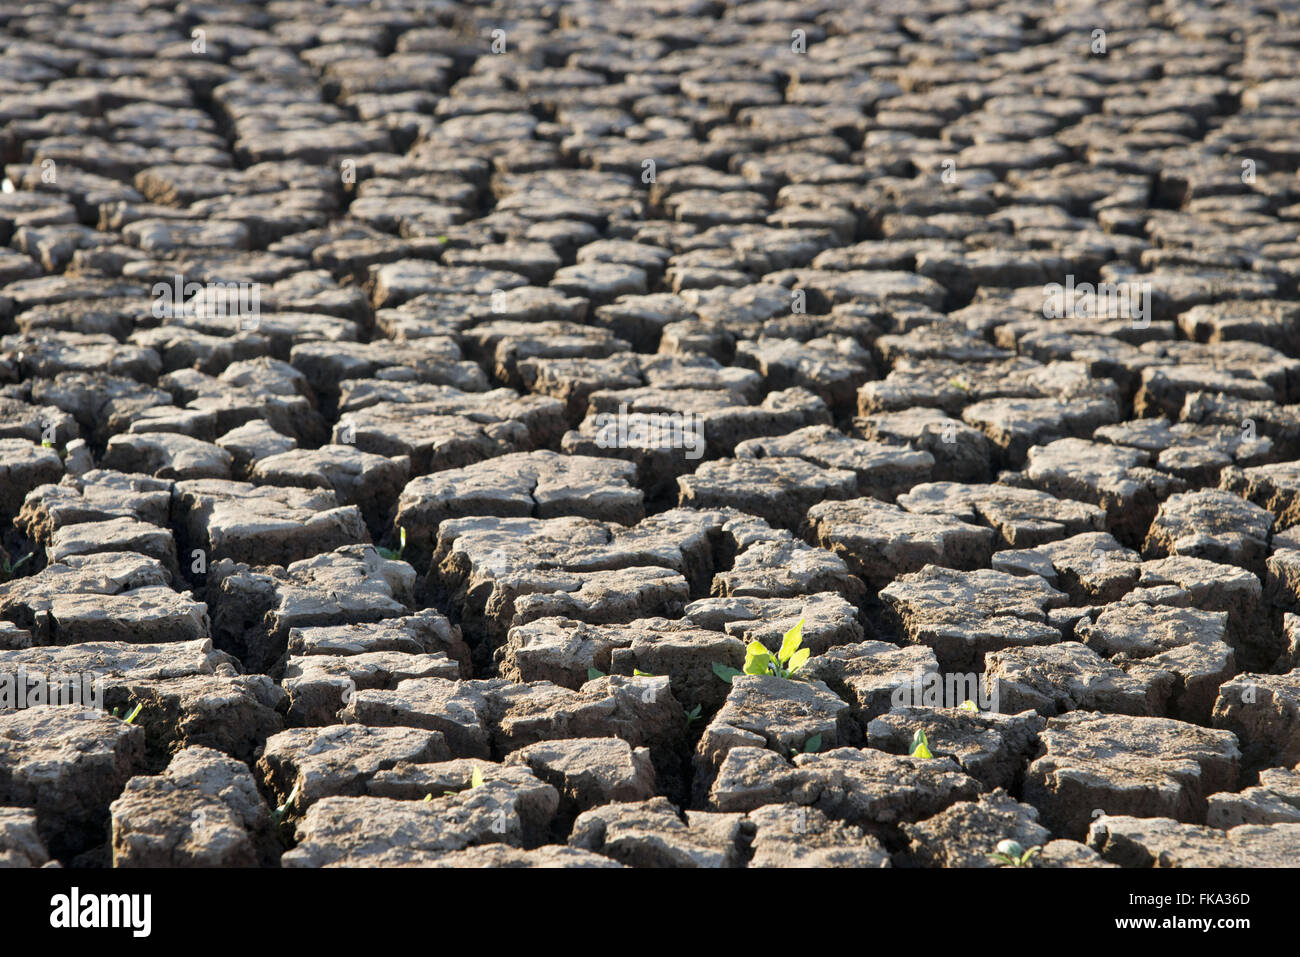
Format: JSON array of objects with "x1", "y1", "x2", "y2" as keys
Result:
[
  {"x1": 0, "y1": 550, "x2": 32, "y2": 578},
  {"x1": 111, "y1": 702, "x2": 143, "y2": 724},
  {"x1": 950, "y1": 377, "x2": 969, "y2": 391},
  {"x1": 711, "y1": 661, "x2": 740, "y2": 683},
  {"x1": 590, "y1": 666, "x2": 661, "y2": 680},
  {"x1": 803, "y1": 733, "x2": 822, "y2": 754},
  {"x1": 424, "y1": 772, "x2": 479, "y2": 801},
  {"x1": 910, "y1": 728, "x2": 934, "y2": 759},
  {"x1": 713, "y1": 617, "x2": 810, "y2": 684},
  {"x1": 684, "y1": 703, "x2": 702, "y2": 728},
  {"x1": 959, "y1": 699, "x2": 979, "y2": 713},
  {"x1": 271, "y1": 783, "x2": 300, "y2": 825},
  {"x1": 987, "y1": 839, "x2": 1041, "y2": 868},
  {"x1": 376, "y1": 526, "x2": 407, "y2": 562}
]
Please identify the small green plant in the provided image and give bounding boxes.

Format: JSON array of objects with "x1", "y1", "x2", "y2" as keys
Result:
[
  {"x1": 987, "y1": 839, "x2": 1041, "y2": 868},
  {"x1": 950, "y1": 377, "x2": 970, "y2": 391},
  {"x1": 803, "y1": 733, "x2": 822, "y2": 753},
  {"x1": 713, "y1": 618, "x2": 809, "y2": 684},
  {"x1": 271, "y1": 783, "x2": 300, "y2": 825},
  {"x1": 424, "y1": 767, "x2": 484, "y2": 802},
  {"x1": 590, "y1": 666, "x2": 661, "y2": 681},
  {"x1": 684, "y1": 703, "x2": 702, "y2": 728},
  {"x1": 910, "y1": 728, "x2": 934, "y2": 759},
  {"x1": 0, "y1": 549, "x2": 32, "y2": 579},
  {"x1": 376, "y1": 527, "x2": 407, "y2": 562},
  {"x1": 959, "y1": 699, "x2": 979, "y2": 713},
  {"x1": 111, "y1": 702, "x2": 143, "y2": 724}
]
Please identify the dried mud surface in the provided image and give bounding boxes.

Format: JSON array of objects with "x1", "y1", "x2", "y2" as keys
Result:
[{"x1": 1, "y1": 0, "x2": 1300, "y2": 869}]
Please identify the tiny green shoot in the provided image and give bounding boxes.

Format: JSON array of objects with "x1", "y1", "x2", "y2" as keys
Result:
[
  {"x1": 111, "y1": 702, "x2": 143, "y2": 724},
  {"x1": 376, "y1": 527, "x2": 407, "y2": 562},
  {"x1": 0, "y1": 550, "x2": 32, "y2": 578},
  {"x1": 685, "y1": 703, "x2": 702, "y2": 728},
  {"x1": 470, "y1": 766, "x2": 485, "y2": 789},
  {"x1": 910, "y1": 728, "x2": 934, "y2": 759},
  {"x1": 587, "y1": 666, "x2": 606, "y2": 681},
  {"x1": 959, "y1": 699, "x2": 979, "y2": 713},
  {"x1": 271, "y1": 782, "x2": 300, "y2": 825},
  {"x1": 987, "y1": 839, "x2": 1041, "y2": 868},
  {"x1": 712, "y1": 661, "x2": 742, "y2": 683},
  {"x1": 804, "y1": 733, "x2": 822, "y2": 753}
]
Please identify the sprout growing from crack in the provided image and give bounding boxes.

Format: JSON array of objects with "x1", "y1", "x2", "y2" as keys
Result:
[
  {"x1": 987, "y1": 839, "x2": 1041, "y2": 868},
  {"x1": 0, "y1": 549, "x2": 32, "y2": 579},
  {"x1": 910, "y1": 728, "x2": 934, "y2": 759},
  {"x1": 111, "y1": 702, "x2": 143, "y2": 724},
  {"x1": 377, "y1": 526, "x2": 407, "y2": 562},
  {"x1": 712, "y1": 617, "x2": 809, "y2": 684},
  {"x1": 271, "y1": 783, "x2": 300, "y2": 825}
]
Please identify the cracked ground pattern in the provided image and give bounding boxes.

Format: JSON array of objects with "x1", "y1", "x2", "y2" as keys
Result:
[{"x1": 1, "y1": 0, "x2": 1300, "y2": 869}]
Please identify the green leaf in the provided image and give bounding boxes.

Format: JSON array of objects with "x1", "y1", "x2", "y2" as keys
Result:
[
  {"x1": 587, "y1": 666, "x2": 606, "y2": 681},
  {"x1": 778, "y1": 617, "x2": 805, "y2": 663},
  {"x1": 786, "y1": 647, "x2": 811, "y2": 675},
  {"x1": 423, "y1": 793, "x2": 433, "y2": 802},
  {"x1": 272, "y1": 783, "x2": 300, "y2": 824},
  {"x1": 959, "y1": 699, "x2": 978, "y2": 713},
  {"x1": 376, "y1": 547, "x2": 400, "y2": 561},
  {"x1": 470, "y1": 766, "x2": 485, "y2": 789},
  {"x1": 804, "y1": 733, "x2": 822, "y2": 753},
  {"x1": 910, "y1": 728, "x2": 933, "y2": 759},
  {"x1": 685, "y1": 704, "x2": 702, "y2": 725},
  {"x1": 743, "y1": 640, "x2": 772, "y2": 676},
  {"x1": 398, "y1": 527, "x2": 407, "y2": 553},
  {"x1": 10, "y1": 553, "x2": 31, "y2": 571},
  {"x1": 633, "y1": 668, "x2": 659, "y2": 677},
  {"x1": 711, "y1": 662, "x2": 742, "y2": 684},
  {"x1": 123, "y1": 702, "x2": 143, "y2": 725}
]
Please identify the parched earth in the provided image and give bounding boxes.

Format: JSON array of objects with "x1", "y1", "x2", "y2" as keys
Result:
[{"x1": 0, "y1": 0, "x2": 1299, "y2": 870}]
